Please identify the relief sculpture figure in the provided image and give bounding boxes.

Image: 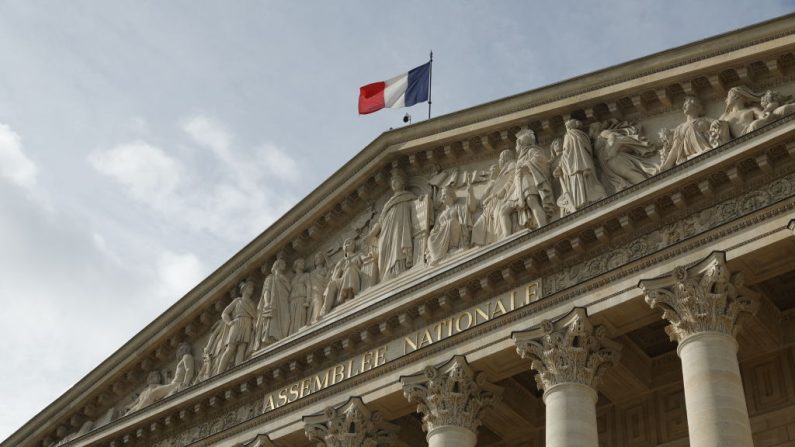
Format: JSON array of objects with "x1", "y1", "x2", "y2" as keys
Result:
[
  {"x1": 719, "y1": 86, "x2": 765, "y2": 138},
  {"x1": 659, "y1": 96, "x2": 717, "y2": 170},
  {"x1": 745, "y1": 89, "x2": 795, "y2": 133},
  {"x1": 591, "y1": 120, "x2": 659, "y2": 193},
  {"x1": 125, "y1": 343, "x2": 195, "y2": 414},
  {"x1": 366, "y1": 169, "x2": 418, "y2": 281},
  {"x1": 471, "y1": 150, "x2": 518, "y2": 246},
  {"x1": 426, "y1": 179, "x2": 475, "y2": 265},
  {"x1": 254, "y1": 259, "x2": 291, "y2": 350},
  {"x1": 514, "y1": 129, "x2": 554, "y2": 228},
  {"x1": 307, "y1": 253, "x2": 329, "y2": 325},
  {"x1": 215, "y1": 279, "x2": 256, "y2": 374},
  {"x1": 287, "y1": 258, "x2": 310, "y2": 335},
  {"x1": 554, "y1": 119, "x2": 607, "y2": 214},
  {"x1": 322, "y1": 238, "x2": 364, "y2": 314}
]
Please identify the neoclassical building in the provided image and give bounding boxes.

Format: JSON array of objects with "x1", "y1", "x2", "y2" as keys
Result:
[{"x1": 7, "y1": 13, "x2": 795, "y2": 447}]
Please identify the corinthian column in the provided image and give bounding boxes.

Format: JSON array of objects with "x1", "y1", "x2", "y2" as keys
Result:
[
  {"x1": 640, "y1": 251, "x2": 758, "y2": 447},
  {"x1": 512, "y1": 307, "x2": 621, "y2": 447},
  {"x1": 401, "y1": 355, "x2": 502, "y2": 447},
  {"x1": 303, "y1": 396, "x2": 398, "y2": 447}
]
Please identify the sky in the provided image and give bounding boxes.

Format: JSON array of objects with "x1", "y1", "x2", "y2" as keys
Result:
[{"x1": 0, "y1": 0, "x2": 793, "y2": 440}]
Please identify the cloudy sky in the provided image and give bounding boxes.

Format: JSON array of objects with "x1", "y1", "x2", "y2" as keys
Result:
[{"x1": 0, "y1": 0, "x2": 792, "y2": 439}]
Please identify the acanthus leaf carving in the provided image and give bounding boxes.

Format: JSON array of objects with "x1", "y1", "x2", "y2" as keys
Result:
[{"x1": 303, "y1": 397, "x2": 398, "y2": 447}]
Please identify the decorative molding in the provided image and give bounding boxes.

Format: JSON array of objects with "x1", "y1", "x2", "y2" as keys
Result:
[
  {"x1": 303, "y1": 397, "x2": 398, "y2": 447},
  {"x1": 401, "y1": 355, "x2": 502, "y2": 434},
  {"x1": 512, "y1": 308, "x2": 622, "y2": 392},
  {"x1": 639, "y1": 251, "x2": 759, "y2": 343}
]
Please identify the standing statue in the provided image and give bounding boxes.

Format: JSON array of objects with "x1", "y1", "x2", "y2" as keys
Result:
[
  {"x1": 719, "y1": 86, "x2": 764, "y2": 138},
  {"x1": 254, "y1": 259, "x2": 291, "y2": 350},
  {"x1": 471, "y1": 150, "x2": 519, "y2": 246},
  {"x1": 426, "y1": 180, "x2": 475, "y2": 265},
  {"x1": 215, "y1": 280, "x2": 257, "y2": 374},
  {"x1": 591, "y1": 120, "x2": 659, "y2": 193},
  {"x1": 288, "y1": 258, "x2": 310, "y2": 335},
  {"x1": 745, "y1": 89, "x2": 795, "y2": 133},
  {"x1": 307, "y1": 253, "x2": 330, "y2": 325},
  {"x1": 322, "y1": 238, "x2": 364, "y2": 314},
  {"x1": 125, "y1": 343, "x2": 195, "y2": 414},
  {"x1": 514, "y1": 129, "x2": 555, "y2": 228},
  {"x1": 553, "y1": 119, "x2": 607, "y2": 214},
  {"x1": 366, "y1": 169, "x2": 418, "y2": 281},
  {"x1": 659, "y1": 96, "x2": 717, "y2": 171}
]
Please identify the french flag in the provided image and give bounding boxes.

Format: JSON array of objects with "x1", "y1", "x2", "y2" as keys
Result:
[{"x1": 358, "y1": 61, "x2": 431, "y2": 115}]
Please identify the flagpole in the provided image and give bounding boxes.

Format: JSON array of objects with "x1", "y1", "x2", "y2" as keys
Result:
[{"x1": 428, "y1": 50, "x2": 433, "y2": 120}]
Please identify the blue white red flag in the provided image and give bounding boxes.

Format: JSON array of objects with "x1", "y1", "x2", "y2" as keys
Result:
[{"x1": 358, "y1": 61, "x2": 431, "y2": 115}]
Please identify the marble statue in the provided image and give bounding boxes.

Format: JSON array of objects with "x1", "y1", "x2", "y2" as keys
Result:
[
  {"x1": 196, "y1": 319, "x2": 224, "y2": 382},
  {"x1": 745, "y1": 89, "x2": 795, "y2": 133},
  {"x1": 254, "y1": 259, "x2": 291, "y2": 350},
  {"x1": 322, "y1": 238, "x2": 365, "y2": 314},
  {"x1": 591, "y1": 120, "x2": 659, "y2": 193},
  {"x1": 471, "y1": 150, "x2": 518, "y2": 246},
  {"x1": 216, "y1": 280, "x2": 257, "y2": 374},
  {"x1": 719, "y1": 86, "x2": 765, "y2": 138},
  {"x1": 307, "y1": 252, "x2": 330, "y2": 325},
  {"x1": 288, "y1": 259, "x2": 310, "y2": 335},
  {"x1": 366, "y1": 169, "x2": 418, "y2": 281},
  {"x1": 659, "y1": 96, "x2": 716, "y2": 170},
  {"x1": 426, "y1": 180, "x2": 475, "y2": 265},
  {"x1": 550, "y1": 138, "x2": 576, "y2": 216},
  {"x1": 125, "y1": 343, "x2": 195, "y2": 414},
  {"x1": 554, "y1": 119, "x2": 607, "y2": 214},
  {"x1": 514, "y1": 129, "x2": 555, "y2": 228}
]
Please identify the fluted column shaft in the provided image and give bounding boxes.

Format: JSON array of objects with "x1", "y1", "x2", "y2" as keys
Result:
[
  {"x1": 641, "y1": 252, "x2": 757, "y2": 447},
  {"x1": 426, "y1": 425, "x2": 477, "y2": 447},
  {"x1": 543, "y1": 383, "x2": 598, "y2": 447}
]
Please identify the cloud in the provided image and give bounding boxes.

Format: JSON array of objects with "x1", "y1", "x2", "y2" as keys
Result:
[
  {"x1": 0, "y1": 123, "x2": 37, "y2": 190},
  {"x1": 155, "y1": 250, "x2": 204, "y2": 299}
]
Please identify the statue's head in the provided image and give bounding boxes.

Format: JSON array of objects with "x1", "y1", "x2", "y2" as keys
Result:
[
  {"x1": 564, "y1": 119, "x2": 582, "y2": 130},
  {"x1": 725, "y1": 86, "x2": 760, "y2": 110},
  {"x1": 440, "y1": 185, "x2": 456, "y2": 206},
  {"x1": 176, "y1": 342, "x2": 192, "y2": 358},
  {"x1": 342, "y1": 238, "x2": 356, "y2": 254},
  {"x1": 146, "y1": 371, "x2": 161, "y2": 385},
  {"x1": 682, "y1": 95, "x2": 704, "y2": 117},
  {"x1": 272, "y1": 258, "x2": 287, "y2": 274},
  {"x1": 390, "y1": 169, "x2": 407, "y2": 192},
  {"x1": 313, "y1": 252, "x2": 326, "y2": 268},
  {"x1": 515, "y1": 128, "x2": 536, "y2": 148},
  {"x1": 240, "y1": 279, "x2": 255, "y2": 299},
  {"x1": 551, "y1": 138, "x2": 563, "y2": 156},
  {"x1": 293, "y1": 258, "x2": 305, "y2": 273},
  {"x1": 498, "y1": 149, "x2": 515, "y2": 168}
]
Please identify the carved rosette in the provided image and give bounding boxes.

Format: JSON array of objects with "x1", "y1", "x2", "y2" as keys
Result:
[
  {"x1": 512, "y1": 307, "x2": 621, "y2": 392},
  {"x1": 400, "y1": 355, "x2": 502, "y2": 434},
  {"x1": 639, "y1": 251, "x2": 758, "y2": 344},
  {"x1": 303, "y1": 397, "x2": 398, "y2": 447}
]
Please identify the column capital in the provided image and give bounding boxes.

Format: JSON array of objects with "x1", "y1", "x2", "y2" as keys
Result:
[
  {"x1": 639, "y1": 251, "x2": 758, "y2": 344},
  {"x1": 303, "y1": 397, "x2": 398, "y2": 447},
  {"x1": 512, "y1": 307, "x2": 621, "y2": 393},
  {"x1": 401, "y1": 355, "x2": 502, "y2": 435}
]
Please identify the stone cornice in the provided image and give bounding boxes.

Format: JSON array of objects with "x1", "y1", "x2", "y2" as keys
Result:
[{"x1": 9, "y1": 13, "x2": 795, "y2": 447}]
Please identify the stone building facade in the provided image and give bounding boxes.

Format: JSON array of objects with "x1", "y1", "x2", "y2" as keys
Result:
[{"x1": 6, "y1": 13, "x2": 795, "y2": 447}]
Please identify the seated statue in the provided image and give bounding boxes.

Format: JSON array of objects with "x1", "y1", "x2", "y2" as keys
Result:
[
  {"x1": 719, "y1": 86, "x2": 765, "y2": 138},
  {"x1": 426, "y1": 181, "x2": 475, "y2": 265},
  {"x1": 745, "y1": 89, "x2": 795, "y2": 133},
  {"x1": 659, "y1": 96, "x2": 717, "y2": 170},
  {"x1": 322, "y1": 238, "x2": 365, "y2": 314},
  {"x1": 125, "y1": 343, "x2": 195, "y2": 414},
  {"x1": 471, "y1": 150, "x2": 519, "y2": 246}
]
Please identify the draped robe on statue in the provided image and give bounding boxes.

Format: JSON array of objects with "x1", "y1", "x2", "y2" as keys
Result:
[
  {"x1": 515, "y1": 146, "x2": 555, "y2": 227},
  {"x1": 596, "y1": 128, "x2": 659, "y2": 193},
  {"x1": 255, "y1": 270, "x2": 291, "y2": 348},
  {"x1": 376, "y1": 191, "x2": 416, "y2": 281},
  {"x1": 288, "y1": 272, "x2": 310, "y2": 335},
  {"x1": 427, "y1": 200, "x2": 472, "y2": 265},
  {"x1": 660, "y1": 117, "x2": 712, "y2": 170},
  {"x1": 471, "y1": 161, "x2": 517, "y2": 246},
  {"x1": 559, "y1": 127, "x2": 607, "y2": 211}
]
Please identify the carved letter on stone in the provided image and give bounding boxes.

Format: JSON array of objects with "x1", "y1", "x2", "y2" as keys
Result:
[
  {"x1": 304, "y1": 397, "x2": 398, "y2": 447},
  {"x1": 400, "y1": 355, "x2": 502, "y2": 435},
  {"x1": 639, "y1": 251, "x2": 758, "y2": 344},
  {"x1": 512, "y1": 307, "x2": 621, "y2": 392}
]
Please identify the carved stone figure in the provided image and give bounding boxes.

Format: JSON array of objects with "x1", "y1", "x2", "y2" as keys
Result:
[
  {"x1": 216, "y1": 280, "x2": 257, "y2": 374},
  {"x1": 307, "y1": 253, "x2": 330, "y2": 325},
  {"x1": 591, "y1": 120, "x2": 659, "y2": 193},
  {"x1": 719, "y1": 86, "x2": 765, "y2": 138},
  {"x1": 125, "y1": 343, "x2": 195, "y2": 414},
  {"x1": 196, "y1": 318, "x2": 224, "y2": 382},
  {"x1": 554, "y1": 119, "x2": 607, "y2": 214},
  {"x1": 288, "y1": 258, "x2": 310, "y2": 335},
  {"x1": 323, "y1": 238, "x2": 364, "y2": 314},
  {"x1": 471, "y1": 150, "x2": 518, "y2": 246},
  {"x1": 659, "y1": 96, "x2": 716, "y2": 170},
  {"x1": 514, "y1": 129, "x2": 554, "y2": 228},
  {"x1": 254, "y1": 259, "x2": 291, "y2": 350},
  {"x1": 745, "y1": 89, "x2": 795, "y2": 133},
  {"x1": 366, "y1": 169, "x2": 418, "y2": 281},
  {"x1": 426, "y1": 181, "x2": 475, "y2": 265}
]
